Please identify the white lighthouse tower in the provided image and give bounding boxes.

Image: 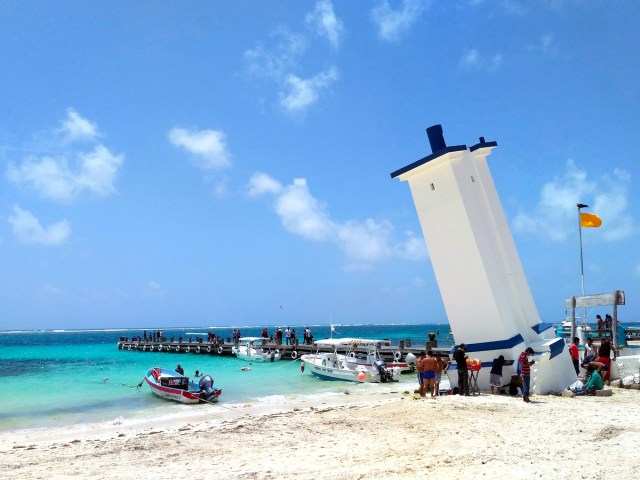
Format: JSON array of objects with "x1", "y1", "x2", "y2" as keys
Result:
[{"x1": 391, "y1": 125, "x2": 575, "y2": 394}]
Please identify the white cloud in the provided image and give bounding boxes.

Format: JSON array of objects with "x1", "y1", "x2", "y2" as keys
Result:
[
  {"x1": 305, "y1": 0, "x2": 344, "y2": 49},
  {"x1": 143, "y1": 281, "x2": 166, "y2": 298},
  {"x1": 280, "y1": 67, "x2": 339, "y2": 113},
  {"x1": 501, "y1": 0, "x2": 529, "y2": 15},
  {"x1": 371, "y1": 0, "x2": 426, "y2": 42},
  {"x1": 244, "y1": 28, "x2": 306, "y2": 80},
  {"x1": 528, "y1": 32, "x2": 559, "y2": 55},
  {"x1": 245, "y1": 13, "x2": 340, "y2": 115},
  {"x1": 459, "y1": 48, "x2": 503, "y2": 71},
  {"x1": 168, "y1": 127, "x2": 231, "y2": 170},
  {"x1": 59, "y1": 108, "x2": 99, "y2": 143},
  {"x1": 247, "y1": 172, "x2": 427, "y2": 269},
  {"x1": 6, "y1": 145, "x2": 124, "y2": 203},
  {"x1": 41, "y1": 283, "x2": 60, "y2": 295},
  {"x1": 513, "y1": 160, "x2": 636, "y2": 242},
  {"x1": 6, "y1": 109, "x2": 123, "y2": 203},
  {"x1": 337, "y1": 219, "x2": 393, "y2": 269},
  {"x1": 8, "y1": 205, "x2": 70, "y2": 246},
  {"x1": 248, "y1": 172, "x2": 283, "y2": 197},
  {"x1": 275, "y1": 178, "x2": 335, "y2": 241},
  {"x1": 411, "y1": 276, "x2": 427, "y2": 288}
]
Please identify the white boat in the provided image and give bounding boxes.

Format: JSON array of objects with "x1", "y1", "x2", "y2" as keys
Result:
[
  {"x1": 300, "y1": 338, "x2": 402, "y2": 383},
  {"x1": 232, "y1": 337, "x2": 282, "y2": 362}
]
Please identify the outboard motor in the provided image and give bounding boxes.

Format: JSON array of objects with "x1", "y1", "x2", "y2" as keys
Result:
[
  {"x1": 374, "y1": 359, "x2": 393, "y2": 383},
  {"x1": 198, "y1": 375, "x2": 218, "y2": 403}
]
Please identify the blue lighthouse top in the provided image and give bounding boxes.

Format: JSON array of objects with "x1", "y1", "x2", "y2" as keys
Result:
[{"x1": 390, "y1": 124, "x2": 497, "y2": 179}]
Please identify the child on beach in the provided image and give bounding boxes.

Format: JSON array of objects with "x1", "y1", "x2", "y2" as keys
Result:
[{"x1": 434, "y1": 353, "x2": 448, "y2": 396}]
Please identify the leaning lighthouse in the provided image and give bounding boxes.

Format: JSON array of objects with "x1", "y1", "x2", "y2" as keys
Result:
[{"x1": 391, "y1": 125, "x2": 575, "y2": 394}]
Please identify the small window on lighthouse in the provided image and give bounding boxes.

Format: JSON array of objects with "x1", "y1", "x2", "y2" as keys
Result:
[{"x1": 430, "y1": 183, "x2": 435, "y2": 190}]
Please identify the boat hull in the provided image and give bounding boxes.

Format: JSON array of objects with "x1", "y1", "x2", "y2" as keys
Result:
[
  {"x1": 144, "y1": 367, "x2": 220, "y2": 404},
  {"x1": 145, "y1": 376, "x2": 202, "y2": 404},
  {"x1": 233, "y1": 345, "x2": 281, "y2": 362},
  {"x1": 300, "y1": 354, "x2": 401, "y2": 383}
]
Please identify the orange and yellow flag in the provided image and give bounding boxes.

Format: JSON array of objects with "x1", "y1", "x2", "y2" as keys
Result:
[{"x1": 580, "y1": 212, "x2": 602, "y2": 228}]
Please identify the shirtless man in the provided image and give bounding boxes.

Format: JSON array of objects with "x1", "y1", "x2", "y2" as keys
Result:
[{"x1": 422, "y1": 350, "x2": 439, "y2": 397}]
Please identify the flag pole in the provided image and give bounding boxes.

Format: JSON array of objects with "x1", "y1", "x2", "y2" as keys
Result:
[{"x1": 576, "y1": 203, "x2": 588, "y2": 326}]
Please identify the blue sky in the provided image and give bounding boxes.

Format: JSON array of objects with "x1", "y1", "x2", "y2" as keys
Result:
[{"x1": 1, "y1": 1, "x2": 638, "y2": 330}]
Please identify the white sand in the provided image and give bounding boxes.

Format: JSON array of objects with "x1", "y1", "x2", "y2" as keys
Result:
[{"x1": 1, "y1": 387, "x2": 639, "y2": 480}]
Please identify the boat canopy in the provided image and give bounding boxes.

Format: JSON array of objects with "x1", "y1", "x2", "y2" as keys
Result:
[{"x1": 313, "y1": 338, "x2": 382, "y2": 347}]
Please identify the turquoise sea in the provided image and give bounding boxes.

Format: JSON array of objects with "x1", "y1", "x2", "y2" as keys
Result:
[{"x1": 0, "y1": 323, "x2": 452, "y2": 432}]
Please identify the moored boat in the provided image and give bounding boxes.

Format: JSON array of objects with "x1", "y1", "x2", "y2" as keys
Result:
[
  {"x1": 300, "y1": 338, "x2": 402, "y2": 383},
  {"x1": 144, "y1": 367, "x2": 221, "y2": 404},
  {"x1": 232, "y1": 337, "x2": 281, "y2": 362},
  {"x1": 555, "y1": 320, "x2": 628, "y2": 347}
]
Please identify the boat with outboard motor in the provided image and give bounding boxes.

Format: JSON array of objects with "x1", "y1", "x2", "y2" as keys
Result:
[
  {"x1": 144, "y1": 367, "x2": 221, "y2": 404},
  {"x1": 300, "y1": 338, "x2": 403, "y2": 383},
  {"x1": 232, "y1": 337, "x2": 282, "y2": 362}
]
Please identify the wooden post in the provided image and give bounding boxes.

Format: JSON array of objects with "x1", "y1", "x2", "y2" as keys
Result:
[
  {"x1": 612, "y1": 290, "x2": 619, "y2": 350},
  {"x1": 570, "y1": 296, "x2": 576, "y2": 341}
]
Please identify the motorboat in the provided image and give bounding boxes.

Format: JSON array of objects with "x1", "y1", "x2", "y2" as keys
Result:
[
  {"x1": 143, "y1": 367, "x2": 221, "y2": 404},
  {"x1": 555, "y1": 320, "x2": 628, "y2": 347},
  {"x1": 232, "y1": 337, "x2": 281, "y2": 362},
  {"x1": 300, "y1": 338, "x2": 402, "y2": 383}
]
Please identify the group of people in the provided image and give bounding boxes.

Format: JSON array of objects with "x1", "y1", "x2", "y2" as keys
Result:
[
  {"x1": 143, "y1": 330, "x2": 164, "y2": 342},
  {"x1": 232, "y1": 329, "x2": 242, "y2": 346},
  {"x1": 452, "y1": 344, "x2": 536, "y2": 402},
  {"x1": 568, "y1": 337, "x2": 606, "y2": 396},
  {"x1": 595, "y1": 314, "x2": 615, "y2": 331},
  {"x1": 415, "y1": 350, "x2": 449, "y2": 397},
  {"x1": 569, "y1": 335, "x2": 616, "y2": 384},
  {"x1": 258, "y1": 326, "x2": 312, "y2": 345}
]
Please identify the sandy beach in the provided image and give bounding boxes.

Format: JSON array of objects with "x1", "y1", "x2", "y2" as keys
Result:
[{"x1": 2, "y1": 386, "x2": 639, "y2": 480}]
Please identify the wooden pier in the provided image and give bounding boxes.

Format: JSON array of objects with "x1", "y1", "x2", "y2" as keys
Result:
[{"x1": 117, "y1": 336, "x2": 451, "y2": 363}]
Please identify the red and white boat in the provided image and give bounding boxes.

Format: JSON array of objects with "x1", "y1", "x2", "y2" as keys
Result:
[{"x1": 144, "y1": 367, "x2": 221, "y2": 404}]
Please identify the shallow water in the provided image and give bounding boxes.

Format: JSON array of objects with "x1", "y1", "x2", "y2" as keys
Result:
[{"x1": 0, "y1": 324, "x2": 450, "y2": 431}]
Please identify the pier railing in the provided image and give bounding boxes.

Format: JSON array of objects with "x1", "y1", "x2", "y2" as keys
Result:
[{"x1": 117, "y1": 337, "x2": 451, "y2": 364}]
